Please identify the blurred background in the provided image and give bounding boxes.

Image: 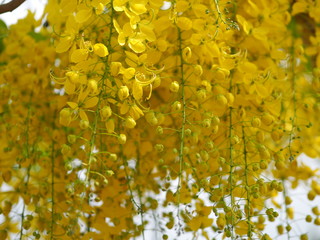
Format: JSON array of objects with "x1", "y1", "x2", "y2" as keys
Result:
[{"x1": 0, "y1": 0, "x2": 46, "y2": 25}]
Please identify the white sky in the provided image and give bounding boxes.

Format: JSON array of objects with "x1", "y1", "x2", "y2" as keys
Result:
[{"x1": 0, "y1": 0, "x2": 46, "y2": 25}]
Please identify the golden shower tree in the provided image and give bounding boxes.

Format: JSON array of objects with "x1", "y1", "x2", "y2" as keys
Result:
[{"x1": 0, "y1": 0, "x2": 320, "y2": 239}]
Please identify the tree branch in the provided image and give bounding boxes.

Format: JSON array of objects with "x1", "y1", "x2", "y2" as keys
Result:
[{"x1": 0, "y1": 0, "x2": 26, "y2": 14}]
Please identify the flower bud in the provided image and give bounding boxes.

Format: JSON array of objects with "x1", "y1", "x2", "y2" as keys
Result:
[
  {"x1": 59, "y1": 108, "x2": 72, "y2": 126},
  {"x1": 170, "y1": 81, "x2": 179, "y2": 92},
  {"x1": 80, "y1": 119, "x2": 89, "y2": 129},
  {"x1": 300, "y1": 234, "x2": 308, "y2": 240},
  {"x1": 306, "y1": 215, "x2": 312, "y2": 222},
  {"x1": 68, "y1": 135, "x2": 77, "y2": 144},
  {"x1": 105, "y1": 170, "x2": 114, "y2": 177},
  {"x1": 216, "y1": 94, "x2": 227, "y2": 106},
  {"x1": 182, "y1": 47, "x2": 192, "y2": 60},
  {"x1": 156, "y1": 126, "x2": 163, "y2": 135},
  {"x1": 66, "y1": 71, "x2": 79, "y2": 83},
  {"x1": 185, "y1": 128, "x2": 192, "y2": 136},
  {"x1": 118, "y1": 86, "x2": 129, "y2": 101},
  {"x1": 155, "y1": 144, "x2": 164, "y2": 152},
  {"x1": 259, "y1": 160, "x2": 268, "y2": 169},
  {"x1": 262, "y1": 113, "x2": 274, "y2": 126},
  {"x1": 101, "y1": 105, "x2": 112, "y2": 119},
  {"x1": 88, "y1": 79, "x2": 98, "y2": 92},
  {"x1": 231, "y1": 135, "x2": 240, "y2": 145},
  {"x1": 125, "y1": 117, "x2": 136, "y2": 128},
  {"x1": 109, "y1": 153, "x2": 117, "y2": 161},
  {"x1": 202, "y1": 118, "x2": 211, "y2": 128},
  {"x1": 196, "y1": 89, "x2": 206, "y2": 101},
  {"x1": 252, "y1": 117, "x2": 261, "y2": 127},
  {"x1": 194, "y1": 64, "x2": 203, "y2": 76},
  {"x1": 171, "y1": 101, "x2": 182, "y2": 111},
  {"x1": 153, "y1": 76, "x2": 161, "y2": 88},
  {"x1": 118, "y1": 134, "x2": 127, "y2": 144},
  {"x1": 61, "y1": 144, "x2": 71, "y2": 156},
  {"x1": 226, "y1": 92, "x2": 234, "y2": 105},
  {"x1": 308, "y1": 190, "x2": 316, "y2": 200},
  {"x1": 145, "y1": 112, "x2": 158, "y2": 125},
  {"x1": 106, "y1": 118, "x2": 115, "y2": 133}
]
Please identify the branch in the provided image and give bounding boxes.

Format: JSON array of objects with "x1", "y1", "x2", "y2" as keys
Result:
[{"x1": 0, "y1": 0, "x2": 26, "y2": 14}]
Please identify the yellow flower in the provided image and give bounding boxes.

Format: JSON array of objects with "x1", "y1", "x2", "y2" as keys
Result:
[
  {"x1": 71, "y1": 49, "x2": 88, "y2": 63},
  {"x1": 66, "y1": 89, "x2": 99, "y2": 121},
  {"x1": 118, "y1": 86, "x2": 130, "y2": 101},
  {"x1": 93, "y1": 43, "x2": 109, "y2": 57},
  {"x1": 75, "y1": 5, "x2": 93, "y2": 23},
  {"x1": 176, "y1": 17, "x2": 192, "y2": 31}
]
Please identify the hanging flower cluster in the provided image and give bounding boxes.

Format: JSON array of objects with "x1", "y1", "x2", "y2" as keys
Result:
[{"x1": 1, "y1": 0, "x2": 320, "y2": 239}]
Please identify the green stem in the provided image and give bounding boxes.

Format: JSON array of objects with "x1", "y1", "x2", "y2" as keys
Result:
[
  {"x1": 51, "y1": 140, "x2": 55, "y2": 239},
  {"x1": 19, "y1": 95, "x2": 33, "y2": 240},
  {"x1": 228, "y1": 78, "x2": 235, "y2": 239},
  {"x1": 176, "y1": 26, "x2": 187, "y2": 228},
  {"x1": 85, "y1": 0, "x2": 115, "y2": 184},
  {"x1": 242, "y1": 126, "x2": 252, "y2": 238}
]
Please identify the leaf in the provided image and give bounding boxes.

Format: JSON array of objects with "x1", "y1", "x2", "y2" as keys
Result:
[
  {"x1": 0, "y1": 20, "x2": 8, "y2": 54},
  {"x1": 0, "y1": 40, "x2": 4, "y2": 54},
  {"x1": 28, "y1": 32, "x2": 49, "y2": 42},
  {"x1": 0, "y1": 19, "x2": 8, "y2": 38}
]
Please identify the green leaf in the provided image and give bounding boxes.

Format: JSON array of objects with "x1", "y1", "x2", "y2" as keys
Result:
[
  {"x1": 0, "y1": 19, "x2": 8, "y2": 39},
  {"x1": 28, "y1": 31, "x2": 48, "y2": 42},
  {"x1": 0, "y1": 20, "x2": 8, "y2": 54}
]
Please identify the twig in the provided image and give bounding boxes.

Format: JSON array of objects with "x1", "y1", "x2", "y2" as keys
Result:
[{"x1": 0, "y1": 0, "x2": 25, "y2": 14}]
